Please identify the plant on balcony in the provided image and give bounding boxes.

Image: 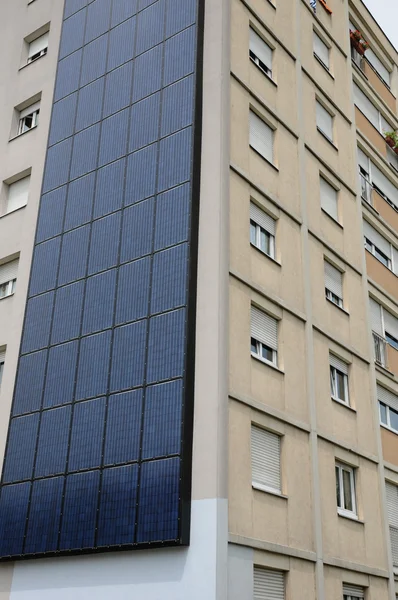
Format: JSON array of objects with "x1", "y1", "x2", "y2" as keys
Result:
[
  {"x1": 350, "y1": 29, "x2": 369, "y2": 56},
  {"x1": 384, "y1": 130, "x2": 398, "y2": 155}
]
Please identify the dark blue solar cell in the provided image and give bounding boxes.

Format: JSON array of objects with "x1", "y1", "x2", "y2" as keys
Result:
[
  {"x1": 29, "y1": 237, "x2": 61, "y2": 297},
  {"x1": 43, "y1": 341, "x2": 79, "y2": 408},
  {"x1": 51, "y1": 281, "x2": 85, "y2": 345},
  {"x1": 158, "y1": 127, "x2": 192, "y2": 192},
  {"x1": 42, "y1": 138, "x2": 73, "y2": 193},
  {"x1": 13, "y1": 350, "x2": 47, "y2": 416},
  {"x1": 75, "y1": 330, "x2": 112, "y2": 400},
  {"x1": 132, "y1": 44, "x2": 162, "y2": 102},
  {"x1": 59, "y1": 9, "x2": 86, "y2": 59},
  {"x1": 49, "y1": 93, "x2": 78, "y2": 146},
  {"x1": 70, "y1": 123, "x2": 101, "y2": 180},
  {"x1": 35, "y1": 406, "x2": 72, "y2": 477},
  {"x1": 59, "y1": 471, "x2": 100, "y2": 550},
  {"x1": 98, "y1": 109, "x2": 129, "y2": 167},
  {"x1": 139, "y1": 0, "x2": 157, "y2": 8},
  {"x1": 161, "y1": 76, "x2": 194, "y2": 137},
  {"x1": 85, "y1": 0, "x2": 112, "y2": 44},
  {"x1": 151, "y1": 243, "x2": 187, "y2": 313},
  {"x1": 64, "y1": 172, "x2": 96, "y2": 231},
  {"x1": 24, "y1": 477, "x2": 64, "y2": 554},
  {"x1": 68, "y1": 397, "x2": 106, "y2": 471},
  {"x1": 82, "y1": 269, "x2": 117, "y2": 334},
  {"x1": 75, "y1": 77, "x2": 105, "y2": 133},
  {"x1": 103, "y1": 389, "x2": 143, "y2": 465},
  {"x1": 64, "y1": 0, "x2": 87, "y2": 19},
  {"x1": 103, "y1": 62, "x2": 133, "y2": 118},
  {"x1": 0, "y1": 483, "x2": 30, "y2": 556},
  {"x1": 58, "y1": 224, "x2": 90, "y2": 286},
  {"x1": 111, "y1": 0, "x2": 137, "y2": 27},
  {"x1": 36, "y1": 186, "x2": 67, "y2": 243},
  {"x1": 154, "y1": 183, "x2": 190, "y2": 251},
  {"x1": 88, "y1": 212, "x2": 121, "y2": 274},
  {"x1": 115, "y1": 257, "x2": 150, "y2": 324},
  {"x1": 146, "y1": 308, "x2": 185, "y2": 384},
  {"x1": 107, "y1": 17, "x2": 136, "y2": 71},
  {"x1": 136, "y1": 1, "x2": 165, "y2": 55},
  {"x1": 129, "y1": 92, "x2": 160, "y2": 152},
  {"x1": 142, "y1": 380, "x2": 182, "y2": 459},
  {"x1": 54, "y1": 50, "x2": 82, "y2": 102},
  {"x1": 164, "y1": 25, "x2": 196, "y2": 86},
  {"x1": 97, "y1": 464, "x2": 138, "y2": 546},
  {"x1": 3, "y1": 414, "x2": 40, "y2": 483},
  {"x1": 136, "y1": 457, "x2": 180, "y2": 542},
  {"x1": 94, "y1": 158, "x2": 126, "y2": 218},
  {"x1": 80, "y1": 33, "x2": 108, "y2": 87},
  {"x1": 110, "y1": 320, "x2": 147, "y2": 392},
  {"x1": 165, "y1": 0, "x2": 196, "y2": 37},
  {"x1": 22, "y1": 292, "x2": 54, "y2": 354},
  {"x1": 120, "y1": 198, "x2": 154, "y2": 262},
  {"x1": 125, "y1": 146, "x2": 157, "y2": 206}
]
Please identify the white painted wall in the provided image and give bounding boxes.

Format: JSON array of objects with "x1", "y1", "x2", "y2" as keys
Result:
[{"x1": 228, "y1": 544, "x2": 253, "y2": 600}]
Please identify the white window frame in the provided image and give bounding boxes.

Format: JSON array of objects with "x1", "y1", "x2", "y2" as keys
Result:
[
  {"x1": 18, "y1": 106, "x2": 40, "y2": 136},
  {"x1": 250, "y1": 306, "x2": 278, "y2": 368},
  {"x1": 249, "y1": 28, "x2": 273, "y2": 79},
  {"x1": 27, "y1": 32, "x2": 49, "y2": 64},
  {"x1": 336, "y1": 462, "x2": 357, "y2": 519},
  {"x1": 0, "y1": 279, "x2": 16, "y2": 300},
  {"x1": 316, "y1": 100, "x2": 334, "y2": 142},
  {"x1": 324, "y1": 261, "x2": 343, "y2": 309},
  {"x1": 379, "y1": 402, "x2": 398, "y2": 435},
  {"x1": 313, "y1": 30, "x2": 330, "y2": 70},
  {"x1": 330, "y1": 366, "x2": 349, "y2": 405},
  {"x1": 364, "y1": 237, "x2": 391, "y2": 269},
  {"x1": 250, "y1": 221, "x2": 275, "y2": 258}
]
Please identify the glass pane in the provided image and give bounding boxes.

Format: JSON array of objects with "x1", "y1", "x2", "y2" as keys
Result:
[
  {"x1": 390, "y1": 408, "x2": 398, "y2": 432},
  {"x1": 330, "y1": 368, "x2": 336, "y2": 396},
  {"x1": 251, "y1": 337, "x2": 257, "y2": 354},
  {"x1": 250, "y1": 221, "x2": 257, "y2": 245},
  {"x1": 379, "y1": 403, "x2": 388, "y2": 425},
  {"x1": 336, "y1": 371, "x2": 346, "y2": 401},
  {"x1": 364, "y1": 238, "x2": 373, "y2": 252},
  {"x1": 375, "y1": 248, "x2": 389, "y2": 267},
  {"x1": 0, "y1": 283, "x2": 7, "y2": 299},
  {"x1": 259, "y1": 229, "x2": 270, "y2": 255},
  {"x1": 386, "y1": 333, "x2": 398, "y2": 350},
  {"x1": 342, "y1": 469, "x2": 353, "y2": 511},
  {"x1": 335, "y1": 466, "x2": 340, "y2": 508},
  {"x1": 261, "y1": 344, "x2": 273, "y2": 362}
]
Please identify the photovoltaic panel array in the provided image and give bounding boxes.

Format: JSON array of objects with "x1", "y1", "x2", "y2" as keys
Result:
[{"x1": 0, "y1": 0, "x2": 204, "y2": 559}]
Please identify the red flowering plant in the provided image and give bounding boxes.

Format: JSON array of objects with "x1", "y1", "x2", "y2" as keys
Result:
[{"x1": 350, "y1": 29, "x2": 369, "y2": 56}]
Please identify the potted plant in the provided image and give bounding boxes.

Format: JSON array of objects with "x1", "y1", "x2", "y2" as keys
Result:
[
  {"x1": 384, "y1": 131, "x2": 398, "y2": 155},
  {"x1": 350, "y1": 30, "x2": 369, "y2": 56}
]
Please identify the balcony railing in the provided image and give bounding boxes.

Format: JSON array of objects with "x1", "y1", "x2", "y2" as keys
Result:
[
  {"x1": 373, "y1": 332, "x2": 387, "y2": 368},
  {"x1": 360, "y1": 173, "x2": 372, "y2": 205}
]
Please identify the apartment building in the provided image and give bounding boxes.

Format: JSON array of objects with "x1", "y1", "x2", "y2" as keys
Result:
[{"x1": 0, "y1": 0, "x2": 397, "y2": 599}]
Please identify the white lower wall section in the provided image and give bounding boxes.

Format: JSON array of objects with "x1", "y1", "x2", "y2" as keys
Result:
[
  {"x1": 10, "y1": 499, "x2": 228, "y2": 600},
  {"x1": 228, "y1": 543, "x2": 253, "y2": 600}
]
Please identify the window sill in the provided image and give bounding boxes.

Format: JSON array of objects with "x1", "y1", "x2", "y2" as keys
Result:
[
  {"x1": 337, "y1": 510, "x2": 364, "y2": 524},
  {"x1": 314, "y1": 54, "x2": 334, "y2": 79},
  {"x1": 0, "y1": 293, "x2": 15, "y2": 302},
  {"x1": 317, "y1": 127, "x2": 338, "y2": 151},
  {"x1": 326, "y1": 297, "x2": 349, "y2": 316},
  {"x1": 321, "y1": 208, "x2": 343, "y2": 229},
  {"x1": 374, "y1": 362, "x2": 395, "y2": 379},
  {"x1": 9, "y1": 126, "x2": 38, "y2": 143},
  {"x1": 249, "y1": 58, "x2": 278, "y2": 88},
  {"x1": 19, "y1": 53, "x2": 47, "y2": 72},
  {"x1": 250, "y1": 145, "x2": 279, "y2": 173},
  {"x1": 331, "y1": 397, "x2": 356, "y2": 412},
  {"x1": 381, "y1": 423, "x2": 398, "y2": 436},
  {"x1": 0, "y1": 205, "x2": 27, "y2": 220},
  {"x1": 251, "y1": 352, "x2": 284, "y2": 374},
  {"x1": 250, "y1": 242, "x2": 281, "y2": 267},
  {"x1": 252, "y1": 483, "x2": 288, "y2": 499}
]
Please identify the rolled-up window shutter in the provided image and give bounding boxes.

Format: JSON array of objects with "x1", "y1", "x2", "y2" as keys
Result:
[
  {"x1": 369, "y1": 298, "x2": 383, "y2": 335},
  {"x1": 250, "y1": 29, "x2": 272, "y2": 71},
  {"x1": 377, "y1": 386, "x2": 398, "y2": 412},
  {"x1": 363, "y1": 221, "x2": 392, "y2": 258},
  {"x1": 251, "y1": 425, "x2": 281, "y2": 491},
  {"x1": 342, "y1": 583, "x2": 365, "y2": 598},
  {"x1": 329, "y1": 354, "x2": 348, "y2": 375},
  {"x1": 20, "y1": 102, "x2": 40, "y2": 119},
  {"x1": 250, "y1": 202, "x2": 276, "y2": 236},
  {"x1": 366, "y1": 48, "x2": 390, "y2": 86},
  {"x1": 313, "y1": 31, "x2": 329, "y2": 67},
  {"x1": 7, "y1": 177, "x2": 30, "y2": 213},
  {"x1": 324, "y1": 261, "x2": 342, "y2": 298},
  {"x1": 254, "y1": 567, "x2": 284, "y2": 600},
  {"x1": 0, "y1": 350, "x2": 5, "y2": 364},
  {"x1": 384, "y1": 309, "x2": 398, "y2": 340},
  {"x1": 320, "y1": 177, "x2": 338, "y2": 220},
  {"x1": 316, "y1": 101, "x2": 333, "y2": 139},
  {"x1": 386, "y1": 482, "x2": 398, "y2": 567},
  {"x1": 0, "y1": 260, "x2": 18, "y2": 286},
  {"x1": 250, "y1": 111, "x2": 273, "y2": 163},
  {"x1": 251, "y1": 306, "x2": 278, "y2": 350},
  {"x1": 371, "y1": 163, "x2": 398, "y2": 209},
  {"x1": 353, "y1": 83, "x2": 379, "y2": 130},
  {"x1": 28, "y1": 32, "x2": 49, "y2": 58}
]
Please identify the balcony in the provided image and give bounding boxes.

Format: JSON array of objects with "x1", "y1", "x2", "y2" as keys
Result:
[
  {"x1": 371, "y1": 188, "x2": 398, "y2": 235},
  {"x1": 366, "y1": 252, "x2": 398, "y2": 300},
  {"x1": 363, "y1": 60, "x2": 396, "y2": 113},
  {"x1": 373, "y1": 331, "x2": 387, "y2": 367}
]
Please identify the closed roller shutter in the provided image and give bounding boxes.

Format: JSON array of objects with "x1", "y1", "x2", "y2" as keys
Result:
[
  {"x1": 250, "y1": 111, "x2": 273, "y2": 163},
  {"x1": 371, "y1": 163, "x2": 398, "y2": 209},
  {"x1": 7, "y1": 177, "x2": 30, "y2": 213},
  {"x1": 250, "y1": 29, "x2": 272, "y2": 71},
  {"x1": 363, "y1": 220, "x2": 391, "y2": 258},
  {"x1": 250, "y1": 202, "x2": 276, "y2": 236},
  {"x1": 377, "y1": 386, "x2": 398, "y2": 412},
  {"x1": 251, "y1": 425, "x2": 281, "y2": 491},
  {"x1": 0, "y1": 260, "x2": 18, "y2": 286},
  {"x1": 342, "y1": 583, "x2": 365, "y2": 598},
  {"x1": 384, "y1": 309, "x2": 398, "y2": 340},
  {"x1": 329, "y1": 354, "x2": 348, "y2": 375},
  {"x1": 313, "y1": 31, "x2": 329, "y2": 67},
  {"x1": 28, "y1": 32, "x2": 49, "y2": 59},
  {"x1": 369, "y1": 298, "x2": 383, "y2": 335},
  {"x1": 324, "y1": 261, "x2": 342, "y2": 298},
  {"x1": 386, "y1": 482, "x2": 398, "y2": 567},
  {"x1": 316, "y1": 101, "x2": 333, "y2": 139},
  {"x1": 353, "y1": 83, "x2": 379, "y2": 130},
  {"x1": 320, "y1": 177, "x2": 338, "y2": 220},
  {"x1": 366, "y1": 48, "x2": 390, "y2": 86},
  {"x1": 251, "y1": 306, "x2": 278, "y2": 350},
  {"x1": 254, "y1": 567, "x2": 284, "y2": 600}
]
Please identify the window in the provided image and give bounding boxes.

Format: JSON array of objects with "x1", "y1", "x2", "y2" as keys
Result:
[
  {"x1": 6, "y1": 176, "x2": 30, "y2": 214},
  {"x1": 353, "y1": 83, "x2": 391, "y2": 135},
  {"x1": 320, "y1": 177, "x2": 338, "y2": 221},
  {"x1": 335, "y1": 462, "x2": 357, "y2": 518},
  {"x1": 250, "y1": 202, "x2": 276, "y2": 258},
  {"x1": 0, "y1": 350, "x2": 4, "y2": 388},
  {"x1": 358, "y1": 148, "x2": 398, "y2": 211},
  {"x1": 316, "y1": 100, "x2": 333, "y2": 141},
  {"x1": 324, "y1": 261, "x2": 343, "y2": 308},
  {"x1": 363, "y1": 221, "x2": 394, "y2": 270},
  {"x1": 385, "y1": 481, "x2": 398, "y2": 570},
  {"x1": 249, "y1": 28, "x2": 273, "y2": 78},
  {"x1": 250, "y1": 110, "x2": 274, "y2": 163},
  {"x1": 251, "y1": 425, "x2": 281, "y2": 494},
  {"x1": 27, "y1": 32, "x2": 49, "y2": 64},
  {"x1": 369, "y1": 298, "x2": 398, "y2": 366},
  {"x1": 343, "y1": 583, "x2": 365, "y2": 600},
  {"x1": 254, "y1": 567, "x2": 284, "y2": 600},
  {"x1": 251, "y1": 305, "x2": 278, "y2": 366},
  {"x1": 384, "y1": 309, "x2": 398, "y2": 350},
  {"x1": 0, "y1": 260, "x2": 18, "y2": 299},
  {"x1": 378, "y1": 384, "x2": 398, "y2": 433},
  {"x1": 18, "y1": 102, "x2": 40, "y2": 135},
  {"x1": 366, "y1": 47, "x2": 391, "y2": 87},
  {"x1": 330, "y1": 354, "x2": 349, "y2": 405},
  {"x1": 313, "y1": 31, "x2": 330, "y2": 69}
]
